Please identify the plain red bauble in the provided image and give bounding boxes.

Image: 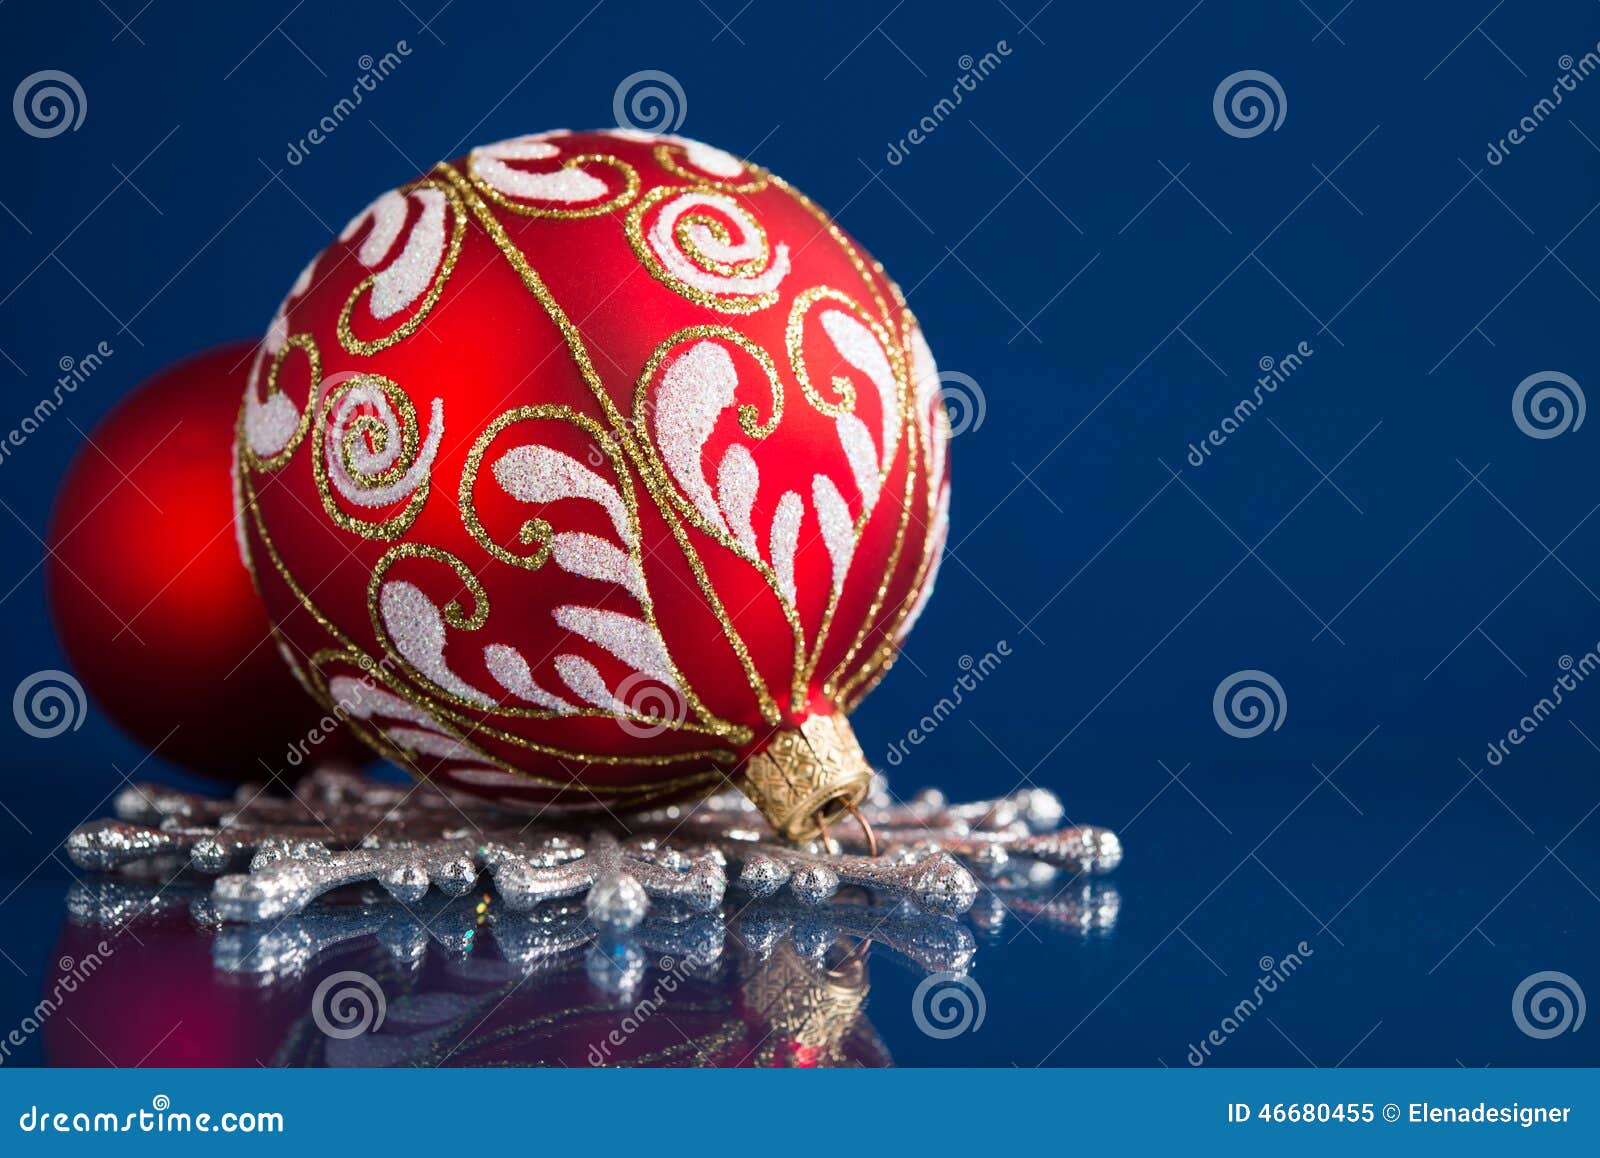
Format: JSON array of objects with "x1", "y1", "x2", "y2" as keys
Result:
[{"x1": 46, "y1": 342, "x2": 364, "y2": 781}]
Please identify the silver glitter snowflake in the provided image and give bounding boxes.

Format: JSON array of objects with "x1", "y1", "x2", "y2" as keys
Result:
[{"x1": 65, "y1": 768, "x2": 1122, "y2": 939}]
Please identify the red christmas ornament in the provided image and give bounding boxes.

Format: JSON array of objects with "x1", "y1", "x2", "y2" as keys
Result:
[
  {"x1": 47, "y1": 342, "x2": 365, "y2": 780},
  {"x1": 236, "y1": 129, "x2": 949, "y2": 838}
]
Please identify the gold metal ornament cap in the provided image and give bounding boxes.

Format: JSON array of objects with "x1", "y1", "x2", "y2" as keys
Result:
[{"x1": 740, "y1": 714, "x2": 874, "y2": 842}]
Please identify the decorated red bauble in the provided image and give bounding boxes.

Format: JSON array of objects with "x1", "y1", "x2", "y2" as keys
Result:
[
  {"x1": 235, "y1": 129, "x2": 949, "y2": 838},
  {"x1": 46, "y1": 342, "x2": 366, "y2": 780}
]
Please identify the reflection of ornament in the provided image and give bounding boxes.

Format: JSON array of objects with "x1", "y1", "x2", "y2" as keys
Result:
[
  {"x1": 55, "y1": 879, "x2": 939, "y2": 1067},
  {"x1": 45, "y1": 343, "x2": 365, "y2": 779},
  {"x1": 47, "y1": 882, "x2": 299, "y2": 1067},
  {"x1": 735, "y1": 896, "x2": 975, "y2": 976},
  {"x1": 58, "y1": 869, "x2": 1111, "y2": 1068},
  {"x1": 735, "y1": 938, "x2": 879, "y2": 1068},
  {"x1": 234, "y1": 129, "x2": 951, "y2": 840}
]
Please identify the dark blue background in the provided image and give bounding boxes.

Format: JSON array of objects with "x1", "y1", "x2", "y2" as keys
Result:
[{"x1": 1, "y1": 0, "x2": 1598, "y2": 1066}]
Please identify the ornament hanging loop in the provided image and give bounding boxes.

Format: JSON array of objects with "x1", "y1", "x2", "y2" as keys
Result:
[
  {"x1": 843, "y1": 800, "x2": 878, "y2": 856},
  {"x1": 812, "y1": 803, "x2": 877, "y2": 856}
]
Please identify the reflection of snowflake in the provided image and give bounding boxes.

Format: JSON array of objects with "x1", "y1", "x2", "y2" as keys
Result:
[{"x1": 66, "y1": 768, "x2": 1121, "y2": 935}]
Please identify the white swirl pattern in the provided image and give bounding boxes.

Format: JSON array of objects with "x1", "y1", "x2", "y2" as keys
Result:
[
  {"x1": 609, "y1": 129, "x2": 745, "y2": 178},
  {"x1": 378, "y1": 582, "x2": 495, "y2": 707},
  {"x1": 655, "y1": 321, "x2": 900, "y2": 612},
  {"x1": 377, "y1": 426, "x2": 678, "y2": 719},
  {"x1": 901, "y1": 320, "x2": 949, "y2": 638},
  {"x1": 340, "y1": 187, "x2": 450, "y2": 321},
  {"x1": 243, "y1": 257, "x2": 317, "y2": 461},
  {"x1": 326, "y1": 675, "x2": 505, "y2": 770},
  {"x1": 469, "y1": 135, "x2": 610, "y2": 204},
  {"x1": 646, "y1": 191, "x2": 790, "y2": 299},
  {"x1": 324, "y1": 381, "x2": 444, "y2": 509}
]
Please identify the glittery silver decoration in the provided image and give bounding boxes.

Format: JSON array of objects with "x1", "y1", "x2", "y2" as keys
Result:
[
  {"x1": 483, "y1": 831, "x2": 725, "y2": 930},
  {"x1": 211, "y1": 841, "x2": 484, "y2": 923},
  {"x1": 733, "y1": 846, "x2": 978, "y2": 916},
  {"x1": 64, "y1": 768, "x2": 1121, "y2": 940}
]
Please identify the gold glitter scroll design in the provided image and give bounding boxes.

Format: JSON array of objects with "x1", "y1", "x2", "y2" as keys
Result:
[
  {"x1": 362, "y1": 544, "x2": 738, "y2": 768},
  {"x1": 822, "y1": 396, "x2": 919, "y2": 702},
  {"x1": 310, "y1": 373, "x2": 442, "y2": 541},
  {"x1": 467, "y1": 135, "x2": 641, "y2": 219},
  {"x1": 304, "y1": 647, "x2": 723, "y2": 802},
  {"x1": 337, "y1": 178, "x2": 467, "y2": 357},
  {"x1": 433, "y1": 161, "x2": 783, "y2": 728},
  {"x1": 785, "y1": 287, "x2": 902, "y2": 418},
  {"x1": 241, "y1": 332, "x2": 319, "y2": 472},
  {"x1": 625, "y1": 184, "x2": 790, "y2": 314},
  {"x1": 450, "y1": 402, "x2": 748, "y2": 743},
  {"x1": 823, "y1": 309, "x2": 933, "y2": 700},
  {"x1": 905, "y1": 313, "x2": 953, "y2": 512}
]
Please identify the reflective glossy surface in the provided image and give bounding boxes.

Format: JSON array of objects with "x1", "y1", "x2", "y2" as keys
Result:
[{"x1": 3, "y1": 781, "x2": 1593, "y2": 1067}]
